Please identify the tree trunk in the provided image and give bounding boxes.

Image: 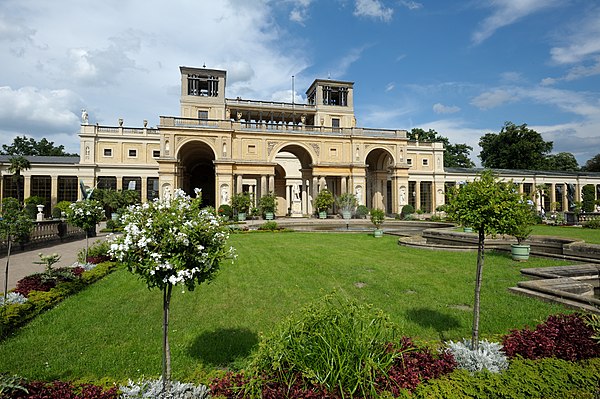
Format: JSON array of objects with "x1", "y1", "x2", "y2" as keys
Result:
[
  {"x1": 471, "y1": 227, "x2": 485, "y2": 351},
  {"x1": 85, "y1": 231, "x2": 89, "y2": 262},
  {"x1": 3, "y1": 240, "x2": 12, "y2": 303},
  {"x1": 162, "y1": 283, "x2": 173, "y2": 395}
]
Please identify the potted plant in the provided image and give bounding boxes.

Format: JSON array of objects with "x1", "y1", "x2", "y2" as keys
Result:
[
  {"x1": 336, "y1": 192, "x2": 357, "y2": 220},
  {"x1": 218, "y1": 204, "x2": 233, "y2": 221},
  {"x1": 258, "y1": 191, "x2": 277, "y2": 220},
  {"x1": 370, "y1": 208, "x2": 385, "y2": 237},
  {"x1": 508, "y1": 201, "x2": 536, "y2": 261},
  {"x1": 231, "y1": 192, "x2": 252, "y2": 221},
  {"x1": 314, "y1": 189, "x2": 334, "y2": 219}
]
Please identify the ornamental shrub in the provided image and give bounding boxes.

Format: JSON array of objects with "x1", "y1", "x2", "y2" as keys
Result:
[
  {"x1": 401, "y1": 204, "x2": 415, "y2": 216},
  {"x1": 502, "y1": 313, "x2": 600, "y2": 361},
  {"x1": 257, "y1": 221, "x2": 278, "y2": 231},
  {"x1": 584, "y1": 218, "x2": 600, "y2": 229},
  {"x1": 356, "y1": 205, "x2": 369, "y2": 219},
  {"x1": 0, "y1": 292, "x2": 27, "y2": 307},
  {"x1": 446, "y1": 339, "x2": 508, "y2": 373},
  {"x1": 119, "y1": 378, "x2": 210, "y2": 399},
  {"x1": 246, "y1": 293, "x2": 399, "y2": 398}
]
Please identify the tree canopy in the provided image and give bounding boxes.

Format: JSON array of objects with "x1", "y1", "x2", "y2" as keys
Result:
[
  {"x1": 582, "y1": 153, "x2": 600, "y2": 172},
  {"x1": 544, "y1": 152, "x2": 579, "y2": 172},
  {"x1": 408, "y1": 128, "x2": 475, "y2": 168},
  {"x1": 478, "y1": 122, "x2": 553, "y2": 170},
  {"x1": 1, "y1": 135, "x2": 78, "y2": 157}
]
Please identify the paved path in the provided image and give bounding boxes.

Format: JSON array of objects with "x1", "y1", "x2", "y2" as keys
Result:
[{"x1": 0, "y1": 229, "x2": 111, "y2": 294}]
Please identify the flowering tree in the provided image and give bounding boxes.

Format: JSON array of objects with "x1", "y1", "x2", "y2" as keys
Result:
[
  {"x1": 1, "y1": 198, "x2": 34, "y2": 302},
  {"x1": 108, "y1": 189, "x2": 234, "y2": 393},
  {"x1": 66, "y1": 199, "x2": 104, "y2": 260}
]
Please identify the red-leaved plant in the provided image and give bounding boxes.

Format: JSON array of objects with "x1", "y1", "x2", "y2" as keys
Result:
[
  {"x1": 8, "y1": 380, "x2": 118, "y2": 399},
  {"x1": 502, "y1": 313, "x2": 600, "y2": 361}
]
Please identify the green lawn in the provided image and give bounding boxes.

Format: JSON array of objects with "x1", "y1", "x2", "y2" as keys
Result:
[
  {"x1": 532, "y1": 224, "x2": 600, "y2": 244},
  {"x1": 0, "y1": 232, "x2": 574, "y2": 384}
]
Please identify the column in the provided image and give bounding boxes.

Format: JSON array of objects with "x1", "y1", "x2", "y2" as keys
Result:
[
  {"x1": 562, "y1": 184, "x2": 569, "y2": 211},
  {"x1": 269, "y1": 175, "x2": 275, "y2": 192},
  {"x1": 50, "y1": 176, "x2": 58, "y2": 209},
  {"x1": 261, "y1": 175, "x2": 267, "y2": 196},
  {"x1": 341, "y1": 176, "x2": 347, "y2": 194},
  {"x1": 236, "y1": 175, "x2": 242, "y2": 193},
  {"x1": 414, "y1": 181, "x2": 421, "y2": 211},
  {"x1": 286, "y1": 183, "x2": 291, "y2": 214},
  {"x1": 550, "y1": 183, "x2": 556, "y2": 210},
  {"x1": 302, "y1": 179, "x2": 308, "y2": 214}
]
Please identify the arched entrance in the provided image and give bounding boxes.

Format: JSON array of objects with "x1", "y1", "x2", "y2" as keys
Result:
[
  {"x1": 365, "y1": 148, "x2": 394, "y2": 214},
  {"x1": 178, "y1": 140, "x2": 216, "y2": 207},
  {"x1": 274, "y1": 145, "x2": 314, "y2": 216}
]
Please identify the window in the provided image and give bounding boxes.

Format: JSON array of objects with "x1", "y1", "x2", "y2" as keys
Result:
[
  {"x1": 329, "y1": 147, "x2": 338, "y2": 157},
  {"x1": 103, "y1": 148, "x2": 112, "y2": 157},
  {"x1": 406, "y1": 158, "x2": 413, "y2": 165},
  {"x1": 187, "y1": 74, "x2": 219, "y2": 97},
  {"x1": 2, "y1": 175, "x2": 21, "y2": 201},
  {"x1": 97, "y1": 176, "x2": 117, "y2": 191},
  {"x1": 152, "y1": 150, "x2": 160, "y2": 158},
  {"x1": 422, "y1": 159, "x2": 429, "y2": 166},
  {"x1": 408, "y1": 181, "x2": 416, "y2": 209},
  {"x1": 147, "y1": 177, "x2": 159, "y2": 201},
  {"x1": 332, "y1": 118, "x2": 340, "y2": 129},
  {"x1": 198, "y1": 110, "x2": 208, "y2": 120},
  {"x1": 128, "y1": 149, "x2": 137, "y2": 158},
  {"x1": 122, "y1": 177, "x2": 142, "y2": 198},
  {"x1": 247, "y1": 144, "x2": 256, "y2": 154},
  {"x1": 420, "y1": 182, "x2": 432, "y2": 213},
  {"x1": 58, "y1": 176, "x2": 78, "y2": 202},
  {"x1": 30, "y1": 175, "x2": 51, "y2": 217},
  {"x1": 322, "y1": 86, "x2": 348, "y2": 106}
]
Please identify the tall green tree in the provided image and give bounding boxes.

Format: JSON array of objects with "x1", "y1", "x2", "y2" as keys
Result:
[
  {"x1": 544, "y1": 152, "x2": 579, "y2": 171},
  {"x1": 408, "y1": 128, "x2": 475, "y2": 168},
  {"x1": 479, "y1": 122, "x2": 553, "y2": 170},
  {"x1": 446, "y1": 170, "x2": 534, "y2": 349},
  {"x1": 1, "y1": 135, "x2": 78, "y2": 156},
  {"x1": 582, "y1": 153, "x2": 600, "y2": 172},
  {"x1": 7, "y1": 156, "x2": 31, "y2": 204}
]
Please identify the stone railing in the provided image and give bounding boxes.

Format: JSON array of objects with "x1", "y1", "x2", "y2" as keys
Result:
[{"x1": 0, "y1": 220, "x2": 86, "y2": 253}]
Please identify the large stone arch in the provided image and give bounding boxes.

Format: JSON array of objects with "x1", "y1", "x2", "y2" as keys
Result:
[
  {"x1": 365, "y1": 147, "x2": 394, "y2": 213},
  {"x1": 176, "y1": 139, "x2": 217, "y2": 207},
  {"x1": 273, "y1": 143, "x2": 316, "y2": 216}
]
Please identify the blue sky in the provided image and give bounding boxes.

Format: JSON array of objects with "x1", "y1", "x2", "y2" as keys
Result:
[{"x1": 1, "y1": 0, "x2": 599, "y2": 167}]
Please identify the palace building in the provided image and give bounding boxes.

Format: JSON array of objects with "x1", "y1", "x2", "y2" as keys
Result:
[{"x1": 2, "y1": 66, "x2": 600, "y2": 216}]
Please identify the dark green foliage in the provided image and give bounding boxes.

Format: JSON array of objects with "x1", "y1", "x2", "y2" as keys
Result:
[
  {"x1": 257, "y1": 221, "x2": 279, "y2": 231},
  {"x1": 356, "y1": 205, "x2": 369, "y2": 218},
  {"x1": 544, "y1": 152, "x2": 579, "y2": 171},
  {"x1": 258, "y1": 192, "x2": 277, "y2": 215},
  {"x1": 584, "y1": 218, "x2": 600, "y2": 229},
  {"x1": 231, "y1": 192, "x2": 252, "y2": 214},
  {"x1": 218, "y1": 204, "x2": 233, "y2": 218},
  {"x1": 479, "y1": 122, "x2": 553, "y2": 170},
  {"x1": 401, "y1": 204, "x2": 415, "y2": 216},
  {"x1": 582, "y1": 184, "x2": 596, "y2": 213},
  {"x1": 314, "y1": 189, "x2": 334, "y2": 212},
  {"x1": 0, "y1": 136, "x2": 78, "y2": 157},
  {"x1": 582, "y1": 153, "x2": 600, "y2": 172},
  {"x1": 409, "y1": 358, "x2": 600, "y2": 399},
  {"x1": 408, "y1": 128, "x2": 474, "y2": 168}
]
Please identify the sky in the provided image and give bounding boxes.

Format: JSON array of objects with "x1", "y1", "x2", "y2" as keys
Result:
[{"x1": 1, "y1": 0, "x2": 599, "y2": 167}]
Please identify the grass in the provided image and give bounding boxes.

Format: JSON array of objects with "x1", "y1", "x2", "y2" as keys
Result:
[
  {"x1": 531, "y1": 224, "x2": 600, "y2": 244},
  {"x1": 0, "y1": 232, "x2": 575, "y2": 384}
]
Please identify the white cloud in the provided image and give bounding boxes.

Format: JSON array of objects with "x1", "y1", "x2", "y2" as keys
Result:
[
  {"x1": 385, "y1": 83, "x2": 395, "y2": 92},
  {"x1": 0, "y1": 14, "x2": 35, "y2": 42},
  {"x1": 470, "y1": 88, "x2": 516, "y2": 109},
  {"x1": 289, "y1": 0, "x2": 313, "y2": 24},
  {"x1": 398, "y1": 1, "x2": 422, "y2": 10},
  {"x1": 549, "y1": 7, "x2": 600, "y2": 65},
  {"x1": 433, "y1": 103, "x2": 460, "y2": 114},
  {"x1": 353, "y1": 0, "x2": 393, "y2": 22},
  {"x1": 472, "y1": 0, "x2": 561, "y2": 45}
]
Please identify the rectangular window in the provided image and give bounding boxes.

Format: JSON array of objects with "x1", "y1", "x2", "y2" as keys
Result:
[
  {"x1": 128, "y1": 149, "x2": 137, "y2": 157},
  {"x1": 523, "y1": 183, "x2": 533, "y2": 196},
  {"x1": 444, "y1": 182, "x2": 455, "y2": 204},
  {"x1": 97, "y1": 176, "x2": 117, "y2": 191},
  {"x1": 103, "y1": 148, "x2": 112, "y2": 157},
  {"x1": 187, "y1": 74, "x2": 219, "y2": 97},
  {"x1": 422, "y1": 159, "x2": 429, "y2": 166},
  {"x1": 30, "y1": 175, "x2": 52, "y2": 217},
  {"x1": 122, "y1": 177, "x2": 142, "y2": 199},
  {"x1": 152, "y1": 150, "x2": 160, "y2": 158},
  {"x1": 2, "y1": 175, "x2": 21, "y2": 201},
  {"x1": 408, "y1": 181, "x2": 416, "y2": 209},
  {"x1": 147, "y1": 177, "x2": 159, "y2": 201},
  {"x1": 406, "y1": 158, "x2": 413, "y2": 165},
  {"x1": 58, "y1": 176, "x2": 78, "y2": 203},
  {"x1": 329, "y1": 148, "x2": 338, "y2": 157},
  {"x1": 420, "y1": 181, "x2": 432, "y2": 213},
  {"x1": 247, "y1": 144, "x2": 256, "y2": 154}
]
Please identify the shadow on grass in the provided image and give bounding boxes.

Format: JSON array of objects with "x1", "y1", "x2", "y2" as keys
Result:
[
  {"x1": 188, "y1": 328, "x2": 258, "y2": 367},
  {"x1": 405, "y1": 308, "x2": 462, "y2": 339}
]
